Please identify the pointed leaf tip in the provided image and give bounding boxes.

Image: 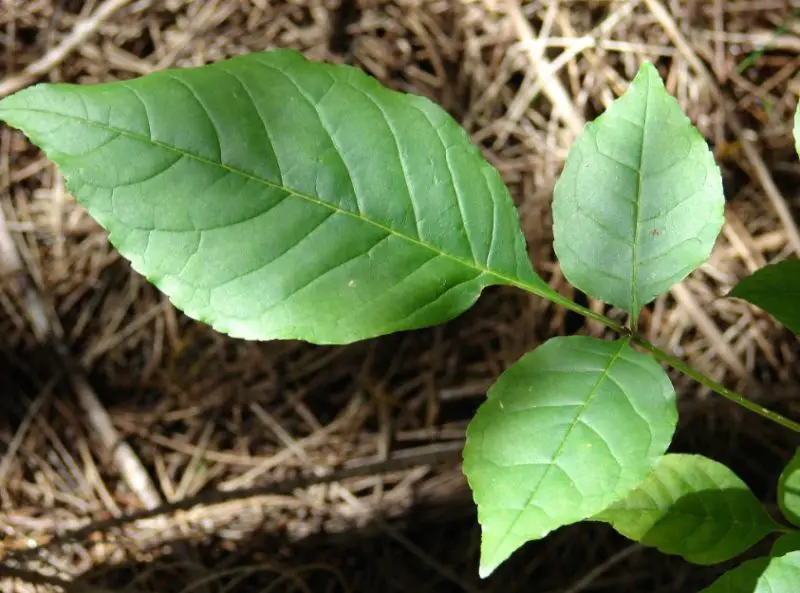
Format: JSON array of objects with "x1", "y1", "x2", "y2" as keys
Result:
[
  {"x1": 478, "y1": 563, "x2": 495, "y2": 579},
  {"x1": 464, "y1": 336, "x2": 677, "y2": 573},
  {"x1": 552, "y1": 55, "x2": 724, "y2": 317},
  {"x1": 0, "y1": 49, "x2": 547, "y2": 345},
  {"x1": 597, "y1": 454, "x2": 778, "y2": 564}
]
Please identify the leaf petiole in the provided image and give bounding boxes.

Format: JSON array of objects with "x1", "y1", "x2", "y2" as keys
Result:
[{"x1": 511, "y1": 276, "x2": 800, "y2": 434}]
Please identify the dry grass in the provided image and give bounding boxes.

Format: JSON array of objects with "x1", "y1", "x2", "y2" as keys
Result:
[{"x1": 0, "y1": 1, "x2": 799, "y2": 592}]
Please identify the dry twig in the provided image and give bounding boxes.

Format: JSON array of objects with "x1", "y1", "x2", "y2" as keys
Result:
[{"x1": 0, "y1": 0, "x2": 134, "y2": 97}]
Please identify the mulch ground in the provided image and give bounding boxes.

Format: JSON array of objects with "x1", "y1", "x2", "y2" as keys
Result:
[{"x1": 1, "y1": 1, "x2": 799, "y2": 592}]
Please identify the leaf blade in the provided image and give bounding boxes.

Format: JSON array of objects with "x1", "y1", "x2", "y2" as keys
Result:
[
  {"x1": 552, "y1": 62, "x2": 724, "y2": 319},
  {"x1": 771, "y1": 532, "x2": 800, "y2": 558},
  {"x1": 778, "y1": 448, "x2": 800, "y2": 526},
  {"x1": 794, "y1": 98, "x2": 799, "y2": 159},
  {"x1": 0, "y1": 49, "x2": 550, "y2": 344},
  {"x1": 729, "y1": 260, "x2": 800, "y2": 335},
  {"x1": 701, "y1": 551, "x2": 800, "y2": 593},
  {"x1": 596, "y1": 454, "x2": 779, "y2": 564},
  {"x1": 462, "y1": 335, "x2": 677, "y2": 577}
]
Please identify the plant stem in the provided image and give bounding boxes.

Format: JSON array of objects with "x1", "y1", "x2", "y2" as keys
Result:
[
  {"x1": 634, "y1": 336, "x2": 800, "y2": 433},
  {"x1": 532, "y1": 286, "x2": 626, "y2": 333},
  {"x1": 514, "y1": 279, "x2": 800, "y2": 434}
]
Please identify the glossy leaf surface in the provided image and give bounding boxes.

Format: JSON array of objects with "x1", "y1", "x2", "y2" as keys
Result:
[
  {"x1": 0, "y1": 49, "x2": 549, "y2": 344},
  {"x1": 552, "y1": 62, "x2": 724, "y2": 320},
  {"x1": 463, "y1": 335, "x2": 677, "y2": 577}
]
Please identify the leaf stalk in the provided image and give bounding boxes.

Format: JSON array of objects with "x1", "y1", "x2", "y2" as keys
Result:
[{"x1": 513, "y1": 278, "x2": 800, "y2": 434}]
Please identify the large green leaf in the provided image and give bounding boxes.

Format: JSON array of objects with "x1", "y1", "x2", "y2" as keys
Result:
[
  {"x1": 596, "y1": 454, "x2": 778, "y2": 564},
  {"x1": 778, "y1": 448, "x2": 800, "y2": 526},
  {"x1": 0, "y1": 49, "x2": 551, "y2": 345},
  {"x1": 728, "y1": 260, "x2": 800, "y2": 336},
  {"x1": 701, "y1": 551, "x2": 800, "y2": 593},
  {"x1": 552, "y1": 62, "x2": 724, "y2": 322},
  {"x1": 462, "y1": 335, "x2": 677, "y2": 577}
]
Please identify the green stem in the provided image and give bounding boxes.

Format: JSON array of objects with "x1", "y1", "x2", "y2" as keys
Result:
[
  {"x1": 528, "y1": 284, "x2": 626, "y2": 333},
  {"x1": 514, "y1": 279, "x2": 800, "y2": 434},
  {"x1": 634, "y1": 337, "x2": 800, "y2": 433}
]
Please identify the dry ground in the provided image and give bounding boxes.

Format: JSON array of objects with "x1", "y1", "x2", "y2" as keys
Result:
[{"x1": 1, "y1": 1, "x2": 800, "y2": 592}]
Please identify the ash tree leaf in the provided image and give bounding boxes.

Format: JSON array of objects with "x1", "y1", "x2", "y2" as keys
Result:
[
  {"x1": 778, "y1": 448, "x2": 800, "y2": 526},
  {"x1": 595, "y1": 454, "x2": 779, "y2": 565},
  {"x1": 728, "y1": 260, "x2": 800, "y2": 335},
  {"x1": 700, "y1": 551, "x2": 800, "y2": 593},
  {"x1": 0, "y1": 49, "x2": 551, "y2": 345},
  {"x1": 552, "y1": 62, "x2": 724, "y2": 322},
  {"x1": 462, "y1": 335, "x2": 677, "y2": 577},
  {"x1": 771, "y1": 532, "x2": 800, "y2": 558}
]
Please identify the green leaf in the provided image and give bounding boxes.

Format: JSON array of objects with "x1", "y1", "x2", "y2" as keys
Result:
[
  {"x1": 701, "y1": 551, "x2": 800, "y2": 593},
  {"x1": 552, "y1": 62, "x2": 724, "y2": 322},
  {"x1": 778, "y1": 448, "x2": 800, "y2": 526},
  {"x1": 771, "y1": 532, "x2": 800, "y2": 558},
  {"x1": 729, "y1": 260, "x2": 800, "y2": 335},
  {"x1": 462, "y1": 335, "x2": 677, "y2": 577},
  {"x1": 0, "y1": 49, "x2": 550, "y2": 345},
  {"x1": 596, "y1": 454, "x2": 778, "y2": 564},
  {"x1": 794, "y1": 98, "x2": 799, "y2": 158}
]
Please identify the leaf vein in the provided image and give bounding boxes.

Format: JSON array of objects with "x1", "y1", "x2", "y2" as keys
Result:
[
  {"x1": 489, "y1": 338, "x2": 630, "y2": 560},
  {"x1": 215, "y1": 65, "x2": 284, "y2": 185},
  {"x1": 346, "y1": 84, "x2": 426, "y2": 242},
  {"x1": 164, "y1": 74, "x2": 223, "y2": 162},
  {"x1": 214, "y1": 210, "x2": 338, "y2": 290},
  {"x1": 256, "y1": 231, "x2": 393, "y2": 312},
  {"x1": 264, "y1": 64, "x2": 370, "y2": 222},
  {"x1": 0, "y1": 106, "x2": 540, "y2": 297}
]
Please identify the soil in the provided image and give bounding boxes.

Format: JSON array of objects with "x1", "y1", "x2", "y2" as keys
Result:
[{"x1": 1, "y1": 1, "x2": 799, "y2": 592}]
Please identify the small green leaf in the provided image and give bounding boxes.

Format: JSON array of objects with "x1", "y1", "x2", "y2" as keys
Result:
[
  {"x1": 771, "y1": 532, "x2": 800, "y2": 558},
  {"x1": 779, "y1": 448, "x2": 800, "y2": 526},
  {"x1": 552, "y1": 62, "x2": 724, "y2": 322},
  {"x1": 729, "y1": 260, "x2": 800, "y2": 335},
  {"x1": 596, "y1": 454, "x2": 778, "y2": 564},
  {"x1": 701, "y1": 551, "x2": 800, "y2": 593},
  {"x1": 794, "y1": 99, "x2": 799, "y2": 158},
  {"x1": 0, "y1": 49, "x2": 550, "y2": 345},
  {"x1": 463, "y1": 335, "x2": 677, "y2": 577}
]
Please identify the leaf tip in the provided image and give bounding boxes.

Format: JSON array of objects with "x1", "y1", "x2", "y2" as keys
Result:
[
  {"x1": 634, "y1": 60, "x2": 664, "y2": 88},
  {"x1": 478, "y1": 561, "x2": 497, "y2": 579},
  {"x1": 477, "y1": 528, "x2": 520, "y2": 579}
]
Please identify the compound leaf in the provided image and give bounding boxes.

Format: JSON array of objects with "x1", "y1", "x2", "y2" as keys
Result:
[
  {"x1": 778, "y1": 448, "x2": 800, "y2": 526},
  {"x1": 0, "y1": 49, "x2": 550, "y2": 345},
  {"x1": 552, "y1": 62, "x2": 724, "y2": 322},
  {"x1": 729, "y1": 260, "x2": 800, "y2": 336},
  {"x1": 596, "y1": 454, "x2": 778, "y2": 565},
  {"x1": 701, "y1": 551, "x2": 800, "y2": 593},
  {"x1": 463, "y1": 335, "x2": 677, "y2": 577}
]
